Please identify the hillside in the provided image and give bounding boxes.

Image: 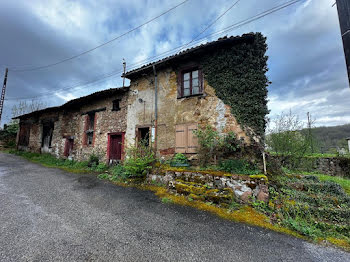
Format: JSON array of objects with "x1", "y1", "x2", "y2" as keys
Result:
[{"x1": 301, "y1": 123, "x2": 350, "y2": 152}]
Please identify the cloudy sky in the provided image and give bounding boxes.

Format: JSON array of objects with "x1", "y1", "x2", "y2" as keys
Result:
[{"x1": 0, "y1": 0, "x2": 349, "y2": 128}]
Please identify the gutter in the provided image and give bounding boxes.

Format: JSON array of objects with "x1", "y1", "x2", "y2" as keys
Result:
[{"x1": 153, "y1": 65, "x2": 158, "y2": 156}]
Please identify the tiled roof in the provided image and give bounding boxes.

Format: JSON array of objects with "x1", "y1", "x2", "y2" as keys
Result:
[{"x1": 13, "y1": 87, "x2": 129, "y2": 119}]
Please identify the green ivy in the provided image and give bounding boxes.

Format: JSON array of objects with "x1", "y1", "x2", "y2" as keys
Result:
[{"x1": 201, "y1": 33, "x2": 269, "y2": 136}]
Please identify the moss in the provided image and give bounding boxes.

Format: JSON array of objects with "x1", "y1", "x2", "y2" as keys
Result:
[
  {"x1": 326, "y1": 237, "x2": 350, "y2": 251},
  {"x1": 250, "y1": 174, "x2": 268, "y2": 182},
  {"x1": 164, "y1": 167, "x2": 249, "y2": 179}
]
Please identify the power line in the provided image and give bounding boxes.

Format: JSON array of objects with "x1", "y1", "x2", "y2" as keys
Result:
[
  {"x1": 8, "y1": 0, "x2": 190, "y2": 72},
  {"x1": 182, "y1": 0, "x2": 241, "y2": 49},
  {"x1": 6, "y1": 0, "x2": 303, "y2": 101}
]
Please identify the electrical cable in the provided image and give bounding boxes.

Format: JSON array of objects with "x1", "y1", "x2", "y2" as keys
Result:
[
  {"x1": 5, "y1": 0, "x2": 303, "y2": 101},
  {"x1": 7, "y1": 0, "x2": 190, "y2": 72}
]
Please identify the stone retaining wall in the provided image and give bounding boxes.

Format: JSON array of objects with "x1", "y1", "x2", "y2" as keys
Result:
[
  {"x1": 272, "y1": 156, "x2": 350, "y2": 178},
  {"x1": 147, "y1": 170, "x2": 269, "y2": 206}
]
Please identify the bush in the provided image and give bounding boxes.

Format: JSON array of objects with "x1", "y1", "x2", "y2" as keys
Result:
[
  {"x1": 88, "y1": 153, "x2": 99, "y2": 167},
  {"x1": 218, "y1": 159, "x2": 260, "y2": 175},
  {"x1": 96, "y1": 163, "x2": 108, "y2": 172},
  {"x1": 194, "y1": 125, "x2": 240, "y2": 166},
  {"x1": 170, "y1": 153, "x2": 189, "y2": 166},
  {"x1": 110, "y1": 164, "x2": 128, "y2": 181},
  {"x1": 123, "y1": 140, "x2": 155, "y2": 177}
]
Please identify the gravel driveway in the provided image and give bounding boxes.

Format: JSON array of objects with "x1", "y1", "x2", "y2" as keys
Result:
[{"x1": 0, "y1": 152, "x2": 349, "y2": 262}]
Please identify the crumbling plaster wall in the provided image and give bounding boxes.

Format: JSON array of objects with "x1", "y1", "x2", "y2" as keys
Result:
[{"x1": 126, "y1": 66, "x2": 250, "y2": 157}]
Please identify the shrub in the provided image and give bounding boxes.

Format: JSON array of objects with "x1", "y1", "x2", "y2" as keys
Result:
[
  {"x1": 194, "y1": 125, "x2": 240, "y2": 166},
  {"x1": 218, "y1": 159, "x2": 260, "y2": 175},
  {"x1": 110, "y1": 164, "x2": 128, "y2": 181},
  {"x1": 88, "y1": 153, "x2": 99, "y2": 167},
  {"x1": 123, "y1": 140, "x2": 155, "y2": 177},
  {"x1": 96, "y1": 163, "x2": 108, "y2": 172}
]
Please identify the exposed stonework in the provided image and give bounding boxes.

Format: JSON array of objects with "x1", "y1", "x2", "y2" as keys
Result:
[
  {"x1": 146, "y1": 170, "x2": 269, "y2": 204},
  {"x1": 125, "y1": 67, "x2": 250, "y2": 158},
  {"x1": 15, "y1": 88, "x2": 128, "y2": 163}
]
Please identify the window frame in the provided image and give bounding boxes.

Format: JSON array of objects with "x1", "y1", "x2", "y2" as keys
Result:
[
  {"x1": 112, "y1": 99, "x2": 121, "y2": 111},
  {"x1": 179, "y1": 67, "x2": 203, "y2": 98},
  {"x1": 84, "y1": 112, "x2": 96, "y2": 146}
]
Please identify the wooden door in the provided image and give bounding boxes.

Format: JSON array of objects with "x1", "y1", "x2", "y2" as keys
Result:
[
  {"x1": 64, "y1": 138, "x2": 74, "y2": 157},
  {"x1": 110, "y1": 135, "x2": 122, "y2": 160}
]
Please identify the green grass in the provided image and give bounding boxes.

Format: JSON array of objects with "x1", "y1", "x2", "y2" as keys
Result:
[
  {"x1": 314, "y1": 174, "x2": 350, "y2": 195},
  {"x1": 290, "y1": 170, "x2": 350, "y2": 195},
  {"x1": 7, "y1": 150, "x2": 92, "y2": 173}
]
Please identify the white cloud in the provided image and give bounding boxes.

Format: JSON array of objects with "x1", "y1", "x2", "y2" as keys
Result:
[{"x1": 1, "y1": 0, "x2": 349, "y2": 129}]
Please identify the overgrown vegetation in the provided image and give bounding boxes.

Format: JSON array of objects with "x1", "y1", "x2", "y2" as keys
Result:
[
  {"x1": 194, "y1": 125, "x2": 241, "y2": 166},
  {"x1": 0, "y1": 122, "x2": 18, "y2": 148},
  {"x1": 218, "y1": 159, "x2": 260, "y2": 175},
  {"x1": 169, "y1": 153, "x2": 189, "y2": 167},
  {"x1": 123, "y1": 140, "x2": 155, "y2": 177},
  {"x1": 201, "y1": 33, "x2": 269, "y2": 136},
  {"x1": 255, "y1": 174, "x2": 350, "y2": 247}
]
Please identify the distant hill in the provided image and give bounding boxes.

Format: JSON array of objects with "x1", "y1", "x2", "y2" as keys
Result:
[{"x1": 301, "y1": 124, "x2": 350, "y2": 153}]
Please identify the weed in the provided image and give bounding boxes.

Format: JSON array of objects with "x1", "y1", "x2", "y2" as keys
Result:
[{"x1": 161, "y1": 197, "x2": 173, "y2": 204}]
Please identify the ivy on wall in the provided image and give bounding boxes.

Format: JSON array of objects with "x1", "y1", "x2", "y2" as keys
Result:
[{"x1": 200, "y1": 33, "x2": 269, "y2": 137}]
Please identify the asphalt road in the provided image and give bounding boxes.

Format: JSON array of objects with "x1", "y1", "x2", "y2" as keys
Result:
[{"x1": 0, "y1": 152, "x2": 349, "y2": 262}]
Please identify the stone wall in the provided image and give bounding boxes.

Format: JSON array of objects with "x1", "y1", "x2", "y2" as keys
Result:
[
  {"x1": 272, "y1": 156, "x2": 350, "y2": 178},
  {"x1": 17, "y1": 91, "x2": 128, "y2": 163},
  {"x1": 126, "y1": 66, "x2": 251, "y2": 158},
  {"x1": 147, "y1": 170, "x2": 269, "y2": 205}
]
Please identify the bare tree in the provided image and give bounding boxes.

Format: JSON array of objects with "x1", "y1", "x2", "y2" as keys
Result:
[{"x1": 11, "y1": 100, "x2": 47, "y2": 119}]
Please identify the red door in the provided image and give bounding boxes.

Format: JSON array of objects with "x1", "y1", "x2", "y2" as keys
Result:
[
  {"x1": 109, "y1": 135, "x2": 122, "y2": 160},
  {"x1": 64, "y1": 138, "x2": 74, "y2": 157}
]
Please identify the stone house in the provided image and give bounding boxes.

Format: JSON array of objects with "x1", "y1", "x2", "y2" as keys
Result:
[
  {"x1": 15, "y1": 33, "x2": 269, "y2": 163},
  {"x1": 15, "y1": 88, "x2": 129, "y2": 163},
  {"x1": 124, "y1": 33, "x2": 268, "y2": 159}
]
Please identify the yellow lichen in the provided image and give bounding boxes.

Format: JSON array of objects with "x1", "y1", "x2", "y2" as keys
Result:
[
  {"x1": 326, "y1": 237, "x2": 350, "y2": 251},
  {"x1": 249, "y1": 174, "x2": 268, "y2": 182}
]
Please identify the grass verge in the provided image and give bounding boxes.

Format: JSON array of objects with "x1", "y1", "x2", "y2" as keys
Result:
[{"x1": 4, "y1": 149, "x2": 350, "y2": 251}]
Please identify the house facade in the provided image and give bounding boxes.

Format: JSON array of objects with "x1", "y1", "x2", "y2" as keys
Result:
[
  {"x1": 15, "y1": 33, "x2": 269, "y2": 163},
  {"x1": 15, "y1": 88, "x2": 129, "y2": 163}
]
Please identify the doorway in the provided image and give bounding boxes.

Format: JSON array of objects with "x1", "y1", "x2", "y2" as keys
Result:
[
  {"x1": 137, "y1": 127, "x2": 150, "y2": 147},
  {"x1": 109, "y1": 134, "x2": 122, "y2": 161},
  {"x1": 64, "y1": 138, "x2": 74, "y2": 157}
]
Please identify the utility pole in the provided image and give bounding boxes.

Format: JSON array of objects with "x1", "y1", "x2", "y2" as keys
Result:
[
  {"x1": 0, "y1": 68, "x2": 9, "y2": 127},
  {"x1": 307, "y1": 112, "x2": 314, "y2": 153},
  {"x1": 336, "y1": 0, "x2": 350, "y2": 86},
  {"x1": 122, "y1": 59, "x2": 126, "y2": 88}
]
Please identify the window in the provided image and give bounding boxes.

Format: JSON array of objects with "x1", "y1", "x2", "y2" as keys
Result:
[
  {"x1": 137, "y1": 127, "x2": 150, "y2": 147},
  {"x1": 180, "y1": 69, "x2": 202, "y2": 98},
  {"x1": 84, "y1": 112, "x2": 95, "y2": 146},
  {"x1": 175, "y1": 124, "x2": 198, "y2": 153},
  {"x1": 86, "y1": 132, "x2": 94, "y2": 145},
  {"x1": 42, "y1": 121, "x2": 54, "y2": 149},
  {"x1": 112, "y1": 99, "x2": 121, "y2": 111}
]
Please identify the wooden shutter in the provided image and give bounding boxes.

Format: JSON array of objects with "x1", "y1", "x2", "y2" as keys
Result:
[
  {"x1": 92, "y1": 114, "x2": 97, "y2": 146},
  {"x1": 199, "y1": 69, "x2": 204, "y2": 94},
  {"x1": 187, "y1": 124, "x2": 198, "y2": 153},
  {"x1": 177, "y1": 71, "x2": 183, "y2": 98},
  {"x1": 175, "y1": 125, "x2": 186, "y2": 153}
]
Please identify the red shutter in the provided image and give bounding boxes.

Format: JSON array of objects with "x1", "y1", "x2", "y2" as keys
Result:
[
  {"x1": 82, "y1": 115, "x2": 89, "y2": 146},
  {"x1": 92, "y1": 114, "x2": 97, "y2": 146}
]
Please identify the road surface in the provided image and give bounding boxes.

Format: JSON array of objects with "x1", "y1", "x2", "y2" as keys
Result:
[{"x1": 0, "y1": 152, "x2": 349, "y2": 261}]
